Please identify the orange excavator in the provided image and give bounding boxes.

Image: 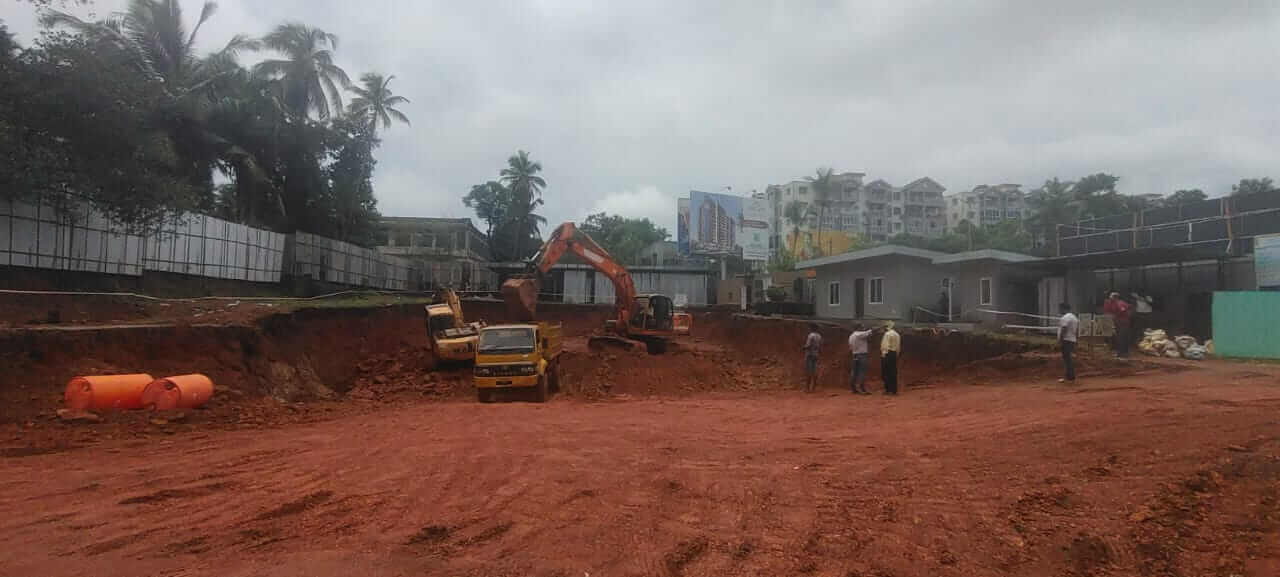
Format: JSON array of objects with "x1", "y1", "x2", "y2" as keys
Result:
[{"x1": 501, "y1": 222, "x2": 692, "y2": 354}]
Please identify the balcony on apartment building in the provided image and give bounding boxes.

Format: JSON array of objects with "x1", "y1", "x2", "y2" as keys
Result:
[{"x1": 381, "y1": 231, "x2": 487, "y2": 261}]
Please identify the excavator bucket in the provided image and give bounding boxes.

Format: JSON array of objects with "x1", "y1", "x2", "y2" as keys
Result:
[{"x1": 501, "y1": 277, "x2": 538, "y2": 321}]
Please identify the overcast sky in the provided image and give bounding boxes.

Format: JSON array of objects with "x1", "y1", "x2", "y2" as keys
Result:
[{"x1": 4, "y1": 1, "x2": 1279, "y2": 234}]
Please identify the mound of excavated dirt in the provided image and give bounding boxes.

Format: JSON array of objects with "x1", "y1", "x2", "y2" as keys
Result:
[
  {"x1": 559, "y1": 339, "x2": 793, "y2": 397},
  {"x1": 0, "y1": 303, "x2": 1160, "y2": 456},
  {"x1": 556, "y1": 312, "x2": 1157, "y2": 398},
  {"x1": 0, "y1": 304, "x2": 439, "y2": 452}
]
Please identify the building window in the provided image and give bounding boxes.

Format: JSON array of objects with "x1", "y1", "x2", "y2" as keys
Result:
[
  {"x1": 799, "y1": 186, "x2": 809, "y2": 195},
  {"x1": 967, "y1": 211, "x2": 975, "y2": 219},
  {"x1": 893, "y1": 207, "x2": 902, "y2": 216},
  {"x1": 980, "y1": 277, "x2": 993, "y2": 306},
  {"x1": 828, "y1": 281, "x2": 841, "y2": 306},
  {"x1": 869, "y1": 278, "x2": 884, "y2": 304},
  {"x1": 893, "y1": 192, "x2": 901, "y2": 201},
  {"x1": 893, "y1": 222, "x2": 902, "y2": 232}
]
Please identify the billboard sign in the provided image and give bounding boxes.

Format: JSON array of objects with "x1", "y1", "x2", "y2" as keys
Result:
[
  {"x1": 687, "y1": 190, "x2": 772, "y2": 261},
  {"x1": 689, "y1": 190, "x2": 740, "y2": 256},
  {"x1": 740, "y1": 196, "x2": 771, "y2": 261},
  {"x1": 677, "y1": 198, "x2": 690, "y2": 256},
  {"x1": 1257, "y1": 233, "x2": 1280, "y2": 289}
]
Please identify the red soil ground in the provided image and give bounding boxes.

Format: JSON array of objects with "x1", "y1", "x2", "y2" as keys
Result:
[
  {"x1": 2, "y1": 359, "x2": 1278, "y2": 576},
  {"x1": 4, "y1": 300, "x2": 1270, "y2": 576}
]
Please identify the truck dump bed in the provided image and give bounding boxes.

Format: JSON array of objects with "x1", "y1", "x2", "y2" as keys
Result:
[{"x1": 539, "y1": 322, "x2": 563, "y2": 360}]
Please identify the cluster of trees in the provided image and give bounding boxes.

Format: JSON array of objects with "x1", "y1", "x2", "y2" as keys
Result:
[
  {"x1": 578, "y1": 212, "x2": 669, "y2": 264},
  {"x1": 775, "y1": 168, "x2": 1278, "y2": 263},
  {"x1": 463, "y1": 150, "x2": 547, "y2": 261},
  {"x1": 461, "y1": 153, "x2": 670, "y2": 265},
  {"x1": 0, "y1": 1, "x2": 409, "y2": 245}
]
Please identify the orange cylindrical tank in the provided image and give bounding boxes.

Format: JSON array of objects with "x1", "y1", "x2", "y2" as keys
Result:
[
  {"x1": 141, "y1": 374, "x2": 214, "y2": 410},
  {"x1": 64, "y1": 374, "x2": 155, "y2": 411}
]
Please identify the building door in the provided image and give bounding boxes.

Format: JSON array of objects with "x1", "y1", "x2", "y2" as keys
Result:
[{"x1": 855, "y1": 278, "x2": 866, "y2": 319}]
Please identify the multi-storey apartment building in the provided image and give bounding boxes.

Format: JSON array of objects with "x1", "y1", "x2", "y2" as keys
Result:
[
  {"x1": 945, "y1": 184, "x2": 1026, "y2": 230},
  {"x1": 766, "y1": 172, "x2": 946, "y2": 259}
]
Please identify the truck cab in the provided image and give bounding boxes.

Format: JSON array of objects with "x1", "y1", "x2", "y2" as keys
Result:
[{"x1": 473, "y1": 323, "x2": 562, "y2": 403}]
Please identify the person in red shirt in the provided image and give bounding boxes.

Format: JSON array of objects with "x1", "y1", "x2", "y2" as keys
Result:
[{"x1": 1103, "y1": 292, "x2": 1132, "y2": 358}]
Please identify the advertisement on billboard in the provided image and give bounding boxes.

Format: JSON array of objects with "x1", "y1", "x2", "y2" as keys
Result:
[
  {"x1": 687, "y1": 190, "x2": 773, "y2": 261},
  {"x1": 1257, "y1": 233, "x2": 1280, "y2": 289},
  {"x1": 677, "y1": 198, "x2": 690, "y2": 256},
  {"x1": 740, "y1": 196, "x2": 772, "y2": 261}
]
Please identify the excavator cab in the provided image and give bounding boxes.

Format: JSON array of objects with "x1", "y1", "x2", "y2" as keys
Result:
[{"x1": 631, "y1": 294, "x2": 675, "y2": 331}]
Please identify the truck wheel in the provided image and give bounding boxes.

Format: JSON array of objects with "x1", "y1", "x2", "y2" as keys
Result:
[
  {"x1": 549, "y1": 362, "x2": 561, "y2": 393},
  {"x1": 534, "y1": 375, "x2": 549, "y2": 403},
  {"x1": 477, "y1": 389, "x2": 494, "y2": 403}
]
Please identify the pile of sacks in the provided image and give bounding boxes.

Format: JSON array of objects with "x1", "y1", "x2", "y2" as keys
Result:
[{"x1": 1138, "y1": 329, "x2": 1210, "y2": 360}]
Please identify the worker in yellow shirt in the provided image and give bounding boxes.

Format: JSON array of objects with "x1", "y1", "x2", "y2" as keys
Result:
[{"x1": 880, "y1": 321, "x2": 901, "y2": 395}]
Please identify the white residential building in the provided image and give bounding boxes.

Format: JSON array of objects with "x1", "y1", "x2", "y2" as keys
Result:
[
  {"x1": 767, "y1": 172, "x2": 946, "y2": 259},
  {"x1": 945, "y1": 184, "x2": 1027, "y2": 231}
]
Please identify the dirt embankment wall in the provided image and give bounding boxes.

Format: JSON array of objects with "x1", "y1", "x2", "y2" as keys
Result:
[{"x1": 0, "y1": 305, "x2": 432, "y2": 424}]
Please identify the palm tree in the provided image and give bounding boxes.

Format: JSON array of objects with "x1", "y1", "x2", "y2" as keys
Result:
[
  {"x1": 806, "y1": 167, "x2": 836, "y2": 256},
  {"x1": 348, "y1": 73, "x2": 410, "y2": 136},
  {"x1": 254, "y1": 23, "x2": 351, "y2": 120},
  {"x1": 44, "y1": 1, "x2": 256, "y2": 92},
  {"x1": 500, "y1": 150, "x2": 547, "y2": 201},
  {"x1": 784, "y1": 200, "x2": 807, "y2": 260},
  {"x1": 500, "y1": 150, "x2": 547, "y2": 258},
  {"x1": 44, "y1": 0, "x2": 259, "y2": 194}
]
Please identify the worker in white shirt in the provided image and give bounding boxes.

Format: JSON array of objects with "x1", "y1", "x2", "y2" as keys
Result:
[
  {"x1": 880, "y1": 322, "x2": 901, "y2": 395},
  {"x1": 1058, "y1": 302, "x2": 1079, "y2": 383},
  {"x1": 847, "y1": 325, "x2": 875, "y2": 395}
]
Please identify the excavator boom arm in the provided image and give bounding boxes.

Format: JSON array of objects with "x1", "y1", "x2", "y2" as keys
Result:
[{"x1": 502, "y1": 222, "x2": 637, "y2": 324}]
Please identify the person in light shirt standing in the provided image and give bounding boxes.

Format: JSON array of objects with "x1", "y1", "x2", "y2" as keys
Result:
[
  {"x1": 880, "y1": 322, "x2": 901, "y2": 395},
  {"x1": 802, "y1": 323, "x2": 823, "y2": 393},
  {"x1": 847, "y1": 325, "x2": 875, "y2": 395},
  {"x1": 1058, "y1": 302, "x2": 1079, "y2": 383}
]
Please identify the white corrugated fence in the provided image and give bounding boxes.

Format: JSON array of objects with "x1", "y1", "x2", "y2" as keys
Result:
[{"x1": 1, "y1": 197, "x2": 409, "y2": 290}]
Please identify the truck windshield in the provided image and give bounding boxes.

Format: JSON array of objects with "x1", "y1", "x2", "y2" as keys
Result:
[
  {"x1": 478, "y1": 328, "x2": 535, "y2": 353},
  {"x1": 428, "y1": 313, "x2": 456, "y2": 337}
]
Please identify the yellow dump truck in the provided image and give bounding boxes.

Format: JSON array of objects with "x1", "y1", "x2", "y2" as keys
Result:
[
  {"x1": 473, "y1": 322, "x2": 563, "y2": 403},
  {"x1": 425, "y1": 288, "x2": 483, "y2": 363}
]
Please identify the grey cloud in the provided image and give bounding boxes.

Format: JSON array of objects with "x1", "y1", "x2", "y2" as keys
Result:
[{"x1": 3, "y1": 0, "x2": 1278, "y2": 235}]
